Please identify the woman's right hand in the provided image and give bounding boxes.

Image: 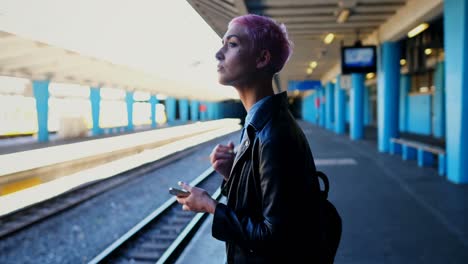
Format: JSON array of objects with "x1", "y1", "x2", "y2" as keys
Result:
[{"x1": 209, "y1": 141, "x2": 235, "y2": 181}]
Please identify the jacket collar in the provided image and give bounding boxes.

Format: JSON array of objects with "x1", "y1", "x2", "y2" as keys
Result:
[
  {"x1": 247, "y1": 91, "x2": 287, "y2": 132},
  {"x1": 227, "y1": 91, "x2": 288, "y2": 181}
]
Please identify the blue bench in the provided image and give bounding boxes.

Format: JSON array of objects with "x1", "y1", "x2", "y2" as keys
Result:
[{"x1": 389, "y1": 137, "x2": 446, "y2": 176}]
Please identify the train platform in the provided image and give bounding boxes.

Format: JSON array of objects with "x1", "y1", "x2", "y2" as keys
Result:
[
  {"x1": 0, "y1": 121, "x2": 188, "y2": 155},
  {"x1": 176, "y1": 121, "x2": 468, "y2": 263},
  {"x1": 0, "y1": 119, "x2": 241, "y2": 216}
]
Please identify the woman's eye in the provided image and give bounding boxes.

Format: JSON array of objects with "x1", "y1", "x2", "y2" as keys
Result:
[{"x1": 228, "y1": 42, "x2": 237, "y2": 47}]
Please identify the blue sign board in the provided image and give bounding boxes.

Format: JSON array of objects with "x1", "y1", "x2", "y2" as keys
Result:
[{"x1": 288, "y1": 80, "x2": 322, "y2": 91}]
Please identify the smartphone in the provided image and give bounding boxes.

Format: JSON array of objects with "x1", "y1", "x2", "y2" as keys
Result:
[{"x1": 169, "y1": 187, "x2": 190, "y2": 197}]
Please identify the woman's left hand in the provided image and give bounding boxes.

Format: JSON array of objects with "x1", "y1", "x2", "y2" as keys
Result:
[{"x1": 175, "y1": 181, "x2": 218, "y2": 214}]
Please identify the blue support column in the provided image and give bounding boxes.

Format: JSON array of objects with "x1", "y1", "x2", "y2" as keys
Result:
[
  {"x1": 309, "y1": 93, "x2": 317, "y2": 124},
  {"x1": 302, "y1": 93, "x2": 316, "y2": 124},
  {"x1": 201, "y1": 102, "x2": 208, "y2": 121},
  {"x1": 90, "y1": 87, "x2": 102, "y2": 136},
  {"x1": 125, "y1": 91, "x2": 134, "y2": 131},
  {"x1": 319, "y1": 87, "x2": 326, "y2": 127},
  {"x1": 377, "y1": 42, "x2": 401, "y2": 152},
  {"x1": 179, "y1": 98, "x2": 189, "y2": 122},
  {"x1": 433, "y1": 61, "x2": 445, "y2": 138},
  {"x1": 350, "y1": 74, "x2": 365, "y2": 140},
  {"x1": 215, "y1": 102, "x2": 222, "y2": 119},
  {"x1": 190, "y1": 100, "x2": 199, "y2": 121},
  {"x1": 32, "y1": 80, "x2": 50, "y2": 142},
  {"x1": 399, "y1": 74, "x2": 411, "y2": 132},
  {"x1": 166, "y1": 97, "x2": 176, "y2": 123},
  {"x1": 150, "y1": 95, "x2": 158, "y2": 128},
  {"x1": 325, "y1": 82, "x2": 335, "y2": 130},
  {"x1": 444, "y1": 0, "x2": 468, "y2": 183},
  {"x1": 334, "y1": 75, "x2": 346, "y2": 134},
  {"x1": 363, "y1": 86, "x2": 370, "y2": 126},
  {"x1": 346, "y1": 97, "x2": 350, "y2": 124},
  {"x1": 207, "y1": 102, "x2": 215, "y2": 120}
]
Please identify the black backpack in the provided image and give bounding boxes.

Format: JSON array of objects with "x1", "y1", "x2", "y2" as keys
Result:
[{"x1": 316, "y1": 171, "x2": 342, "y2": 263}]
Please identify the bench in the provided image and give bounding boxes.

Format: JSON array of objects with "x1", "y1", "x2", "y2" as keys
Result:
[{"x1": 390, "y1": 137, "x2": 446, "y2": 176}]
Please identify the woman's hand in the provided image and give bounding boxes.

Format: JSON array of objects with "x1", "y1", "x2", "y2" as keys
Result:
[
  {"x1": 175, "y1": 181, "x2": 218, "y2": 214},
  {"x1": 210, "y1": 141, "x2": 235, "y2": 181}
]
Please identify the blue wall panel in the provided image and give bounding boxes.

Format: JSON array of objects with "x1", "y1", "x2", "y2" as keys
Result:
[{"x1": 407, "y1": 94, "x2": 432, "y2": 135}]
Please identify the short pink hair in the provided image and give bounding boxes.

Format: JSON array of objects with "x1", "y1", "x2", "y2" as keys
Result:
[{"x1": 228, "y1": 14, "x2": 293, "y2": 74}]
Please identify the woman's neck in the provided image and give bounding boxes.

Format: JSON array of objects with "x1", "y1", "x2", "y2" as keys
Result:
[{"x1": 236, "y1": 78, "x2": 275, "y2": 112}]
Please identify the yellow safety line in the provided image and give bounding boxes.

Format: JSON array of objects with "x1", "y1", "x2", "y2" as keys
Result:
[{"x1": 1, "y1": 177, "x2": 42, "y2": 196}]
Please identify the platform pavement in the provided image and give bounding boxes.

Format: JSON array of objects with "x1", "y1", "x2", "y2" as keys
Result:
[{"x1": 175, "y1": 121, "x2": 468, "y2": 264}]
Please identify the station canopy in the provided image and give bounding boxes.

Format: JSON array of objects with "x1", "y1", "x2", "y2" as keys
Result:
[
  {"x1": 0, "y1": 0, "x2": 238, "y2": 101},
  {"x1": 187, "y1": 0, "x2": 433, "y2": 90},
  {"x1": 1, "y1": 0, "x2": 443, "y2": 100}
]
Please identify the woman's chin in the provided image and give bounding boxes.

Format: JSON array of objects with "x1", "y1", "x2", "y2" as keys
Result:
[{"x1": 217, "y1": 77, "x2": 229, "y2": 86}]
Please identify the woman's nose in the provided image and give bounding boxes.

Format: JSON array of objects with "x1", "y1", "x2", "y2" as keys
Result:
[{"x1": 215, "y1": 49, "x2": 224, "y2": 61}]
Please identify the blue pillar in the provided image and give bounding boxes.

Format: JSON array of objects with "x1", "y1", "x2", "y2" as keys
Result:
[
  {"x1": 399, "y1": 74, "x2": 411, "y2": 132},
  {"x1": 32, "y1": 80, "x2": 50, "y2": 142},
  {"x1": 350, "y1": 74, "x2": 365, "y2": 140},
  {"x1": 200, "y1": 102, "x2": 208, "y2": 121},
  {"x1": 166, "y1": 97, "x2": 176, "y2": 123},
  {"x1": 325, "y1": 82, "x2": 335, "y2": 130},
  {"x1": 179, "y1": 98, "x2": 189, "y2": 122},
  {"x1": 150, "y1": 95, "x2": 158, "y2": 128},
  {"x1": 433, "y1": 62, "x2": 445, "y2": 138},
  {"x1": 302, "y1": 93, "x2": 314, "y2": 123},
  {"x1": 214, "y1": 102, "x2": 222, "y2": 119},
  {"x1": 319, "y1": 88, "x2": 326, "y2": 127},
  {"x1": 334, "y1": 75, "x2": 346, "y2": 134},
  {"x1": 444, "y1": 0, "x2": 468, "y2": 184},
  {"x1": 363, "y1": 86, "x2": 370, "y2": 126},
  {"x1": 190, "y1": 100, "x2": 199, "y2": 121},
  {"x1": 90, "y1": 87, "x2": 102, "y2": 136},
  {"x1": 207, "y1": 102, "x2": 215, "y2": 120},
  {"x1": 125, "y1": 91, "x2": 134, "y2": 131},
  {"x1": 346, "y1": 97, "x2": 350, "y2": 124},
  {"x1": 377, "y1": 42, "x2": 401, "y2": 152}
]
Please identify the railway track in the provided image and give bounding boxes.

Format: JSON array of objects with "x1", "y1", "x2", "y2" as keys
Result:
[
  {"x1": 0, "y1": 146, "x2": 199, "y2": 239},
  {"x1": 88, "y1": 167, "x2": 222, "y2": 264}
]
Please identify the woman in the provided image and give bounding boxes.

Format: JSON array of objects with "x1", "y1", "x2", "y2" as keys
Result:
[{"x1": 176, "y1": 14, "x2": 324, "y2": 263}]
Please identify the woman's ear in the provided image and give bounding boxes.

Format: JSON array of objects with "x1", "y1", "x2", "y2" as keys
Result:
[{"x1": 256, "y1": 50, "x2": 271, "y2": 69}]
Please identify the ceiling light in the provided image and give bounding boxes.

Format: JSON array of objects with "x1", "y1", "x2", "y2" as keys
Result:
[
  {"x1": 407, "y1": 23, "x2": 429, "y2": 38},
  {"x1": 306, "y1": 68, "x2": 313, "y2": 75},
  {"x1": 336, "y1": 9, "x2": 350, "y2": 24},
  {"x1": 400, "y1": 59, "x2": 406, "y2": 66},
  {"x1": 424, "y1": 48, "x2": 432, "y2": 55},
  {"x1": 324, "y1": 33, "x2": 335, "y2": 44},
  {"x1": 366, "y1": 72, "x2": 375, "y2": 79},
  {"x1": 309, "y1": 61, "x2": 318, "y2": 68}
]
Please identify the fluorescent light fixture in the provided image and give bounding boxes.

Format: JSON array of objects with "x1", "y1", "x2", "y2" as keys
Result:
[
  {"x1": 424, "y1": 48, "x2": 432, "y2": 55},
  {"x1": 400, "y1": 59, "x2": 407, "y2": 66},
  {"x1": 336, "y1": 9, "x2": 350, "y2": 24},
  {"x1": 306, "y1": 68, "x2": 313, "y2": 75},
  {"x1": 407, "y1": 23, "x2": 429, "y2": 38},
  {"x1": 324, "y1": 33, "x2": 335, "y2": 44},
  {"x1": 309, "y1": 61, "x2": 318, "y2": 68},
  {"x1": 366, "y1": 72, "x2": 375, "y2": 79}
]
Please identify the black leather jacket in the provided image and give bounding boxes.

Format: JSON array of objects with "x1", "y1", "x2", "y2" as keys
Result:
[{"x1": 212, "y1": 92, "x2": 322, "y2": 263}]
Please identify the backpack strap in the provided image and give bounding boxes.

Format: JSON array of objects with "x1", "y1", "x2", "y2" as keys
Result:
[{"x1": 316, "y1": 171, "x2": 329, "y2": 200}]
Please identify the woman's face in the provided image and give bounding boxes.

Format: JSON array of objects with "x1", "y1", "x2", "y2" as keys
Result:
[{"x1": 215, "y1": 23, "x2": 257, "y2": 86}]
